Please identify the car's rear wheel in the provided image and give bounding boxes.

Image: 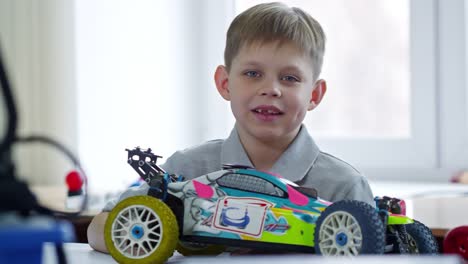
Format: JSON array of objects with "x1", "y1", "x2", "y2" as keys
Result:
[
  {"x1": 176, "y1": 241, "x2": 226, "y2": 256},
  {"x1": 314, "y1": 200, "x2": 385, "y2": 255},
  {"x1": 104, "y1": 195, "x2": 179, "y2": 263},
  {"x1": 406, "y1": 220, "x2": 439, "y2": 254}
]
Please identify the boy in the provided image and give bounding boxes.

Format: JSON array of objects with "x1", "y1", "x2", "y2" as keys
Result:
[{"x1": 87, "y1": 2, "x2": 374, "y2": 253}]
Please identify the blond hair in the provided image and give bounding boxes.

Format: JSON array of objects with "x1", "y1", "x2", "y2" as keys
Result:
[{"x1": 225, "y1": 2, "x2": 326, "y2": 81}]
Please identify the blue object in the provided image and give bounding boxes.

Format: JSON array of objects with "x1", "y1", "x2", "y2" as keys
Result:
[
  {"x1": 131, "y1": 225, "x2": 144, "y2": 240},
  {"x1": 0, "y1": 217, "x2": 75, "y2": 264},
  {"x1": 336, "y1": 232, "x2": 348, "y2": 247},
  {"x1": 220, "y1": 207, "x2": 250, "y2": 229}
]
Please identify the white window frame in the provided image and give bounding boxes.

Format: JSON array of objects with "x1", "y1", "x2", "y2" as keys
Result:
[
  {"x1": 439, "y1": 0, "x2": 468, "y2": 173},
  {"x1": 316, "y1": 0, "x2": 437, "y2": 179},
  {"x1": 365, "y1": 0, "x2": 468, "y2": 181}
]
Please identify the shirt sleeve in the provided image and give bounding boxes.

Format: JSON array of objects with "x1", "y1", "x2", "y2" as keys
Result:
[
  {"x1": 343, "y1": 177, "x2": 375, "y2": 207},
  {"x1": 101, "y1": 184, "x2": 149, "y2": 212}
]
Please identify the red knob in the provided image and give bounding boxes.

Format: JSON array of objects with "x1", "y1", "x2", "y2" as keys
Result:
[{"x1": 65, "y1": 170, "x2": 83, "y2": 192}]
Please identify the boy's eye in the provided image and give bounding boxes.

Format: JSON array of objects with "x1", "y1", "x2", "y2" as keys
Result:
[
  {"x1": 281, "y1": 75, "x2": 300, "y2": 82},
  {"x1": 244, "y1": 71, "x2": 261, "y2": 78}
]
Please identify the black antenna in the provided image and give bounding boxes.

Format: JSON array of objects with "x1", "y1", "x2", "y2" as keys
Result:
[
  {"x1": 0, "y1": 45, "x2": 17, "y2": 156},
  {"x1": 0, "y1": 44, "x2": 41, "y2": 214}
]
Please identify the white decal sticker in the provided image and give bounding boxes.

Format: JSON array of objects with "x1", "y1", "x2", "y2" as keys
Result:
[{"x1": 212, "y1": 197, "x2": 273, "y2": 238}]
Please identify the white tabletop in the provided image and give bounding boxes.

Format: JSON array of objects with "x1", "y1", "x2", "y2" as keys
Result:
[
  {"x1": 43, "y1": 243, "x2": 114, "y2": 264},
  {"x1": 43, "y1": 243, "x2": 187, "y2": 263},
  {"x1": 43, "y1": 243, "x2": 463, "y2": 264}
]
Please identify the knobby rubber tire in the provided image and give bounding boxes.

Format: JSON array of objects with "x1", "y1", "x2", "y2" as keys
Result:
[
  {"x1": 405, "y1": 220, "x2": 439, "y2": 254},
  {"x1": 314, "y1": 200, "x2": 385, "y2": 255},
  {"x1": 176, "y1": 241, "x2": 226, "y2": 256}
]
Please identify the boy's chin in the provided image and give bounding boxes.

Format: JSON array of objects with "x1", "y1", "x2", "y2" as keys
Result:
[{"x1": 249, "y1": 127, "x2": 296, "y2": 143}]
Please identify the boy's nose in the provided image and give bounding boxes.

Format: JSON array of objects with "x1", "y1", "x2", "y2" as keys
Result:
[{"x1": 258, "y1": 81, "x2": 282, "y2": 97}]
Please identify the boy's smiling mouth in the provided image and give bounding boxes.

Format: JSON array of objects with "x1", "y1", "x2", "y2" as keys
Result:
[{"x1": 251, "y1": 105, "x2": 284, "y2": 121}]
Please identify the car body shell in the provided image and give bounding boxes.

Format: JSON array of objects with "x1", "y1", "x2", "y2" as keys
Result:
[{"x1": 164, "y1": 168, "x2": 410, "y2": 248}]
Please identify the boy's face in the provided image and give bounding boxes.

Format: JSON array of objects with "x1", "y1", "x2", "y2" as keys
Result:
[{"x1": 215, "y1": 40, "x2": 326, "y2": 144}]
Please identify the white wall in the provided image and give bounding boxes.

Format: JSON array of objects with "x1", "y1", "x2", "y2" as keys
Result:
[
  {"x1": 74, "y1": 0, "x2": 236, "y2": 191},
  {"x1": 0, "y1": 0, "x2": 78, "y2": 185}
]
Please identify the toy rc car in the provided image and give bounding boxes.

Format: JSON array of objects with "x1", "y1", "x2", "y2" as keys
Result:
[{"x1": 104, "y1": 147, "x2": 438, "y2": 263}]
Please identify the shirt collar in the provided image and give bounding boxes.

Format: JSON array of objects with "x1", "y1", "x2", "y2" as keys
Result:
[{"x1": 220, "y1": 124, "x2": 320, "y2": 182}]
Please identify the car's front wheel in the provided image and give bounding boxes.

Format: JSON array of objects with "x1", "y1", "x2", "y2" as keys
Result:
[
  {"x1": 314, "y1": 200, "x2": 385, "y2": 256},
  {"x1": 104, "y1": 195, "x2": 179, "y2": 263}
]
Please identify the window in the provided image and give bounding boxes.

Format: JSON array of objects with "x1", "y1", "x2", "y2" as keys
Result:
[
  {"x1": 232, "y1": 0, "x2": 433, "y2": 173},
  {"x1": 217, "y1": 173, "x2": 285, "y2": 197},
  {"x1": 227, "y1": 0, "x2": 468, "y2": 182},
  {"x1": 237, "y1": 0, "x2": 411, "y2": 139}
]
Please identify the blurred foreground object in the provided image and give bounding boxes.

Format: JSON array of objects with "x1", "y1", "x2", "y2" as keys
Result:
[
  {"x1": 0, "y1": 42, "x2": 87, "y2": 263},
  {"x1": 443, "y1": 226, "x2": 468, "y2": 261}
]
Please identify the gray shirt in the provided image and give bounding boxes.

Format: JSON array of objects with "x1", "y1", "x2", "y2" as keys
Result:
[{"x1": 103, "y1": 125, "x2": 374, "y2": 211}]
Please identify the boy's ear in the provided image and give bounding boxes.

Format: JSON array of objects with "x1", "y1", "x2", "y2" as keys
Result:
[
  {"x1": 214, "y1": 65, "x2": 231, "y2": 101},
  {"x1": 308, "y1": 79, "x2": 327, "y2": 111}
]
